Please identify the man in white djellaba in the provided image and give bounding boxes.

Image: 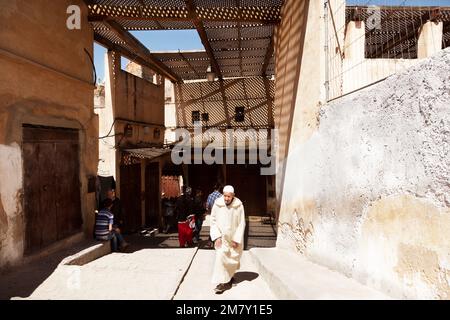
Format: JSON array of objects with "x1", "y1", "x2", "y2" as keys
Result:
[{"x1": 209, "y1": 185, "x2": 246, "y2": 294}]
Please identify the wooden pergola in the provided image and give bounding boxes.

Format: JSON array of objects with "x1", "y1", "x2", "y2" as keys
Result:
[{"x1": 85, "y1": 0, "x2": 283, "y2": 82}]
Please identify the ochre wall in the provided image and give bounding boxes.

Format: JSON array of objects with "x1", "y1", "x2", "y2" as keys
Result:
[
  {"x1": 0, "y1": 0, "x2": 98, "y2": 270},
  {"x1": 274, "y1": 0, "x2": 325, "y2": 252},
  {"x1": 115, "y1": 70, "x2": 165, "y2": 128}
]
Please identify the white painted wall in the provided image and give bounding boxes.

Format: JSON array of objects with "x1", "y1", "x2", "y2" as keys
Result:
[
  {"x1": 96, "y1": 52, "x2": 117, "y2": 178},
  {"x1": 164, "y1": 79, "x2": 177, "y2": 144},
  {"x1": 277, "y1": 48, "x2": 450, "y2": 299}
]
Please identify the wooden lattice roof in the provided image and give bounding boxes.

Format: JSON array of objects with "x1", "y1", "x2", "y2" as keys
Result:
[
  {"x1": 175, "y1": 76, "x2": 274, "y2": 129},
  {"x1": 346, "y1": 6, "x2": 450, "y2": 59},
  {"x1": 86, "y1": 0, "x2": 282, "y2": 81}
]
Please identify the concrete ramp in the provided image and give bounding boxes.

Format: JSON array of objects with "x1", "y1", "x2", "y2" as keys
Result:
[{"x1": 249, "y1": 248, "x2": 389, "y2": 300}]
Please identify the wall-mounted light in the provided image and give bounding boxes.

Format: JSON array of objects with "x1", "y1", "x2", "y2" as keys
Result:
[
  {"x1": 154, "y1": 128, "x2": 161, "y2": 139},
  {"x1": 124, "y1": 124, "x2": 133, "y2": 137},
  {"x1": 206, "y1": 65, "x2": 215, "y2": 82}
]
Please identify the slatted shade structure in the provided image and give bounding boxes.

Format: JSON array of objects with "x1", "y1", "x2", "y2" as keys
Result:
[
  {"x1": 152, "y1": 51, "x2": 210, "y2": 81},
  {"x1": 175, "y1": 76, "x2": 274, "y2": 129},
  {"x1": 86, "y1": 0, "x2": 283, "y2": 81},
  {"x1": 86, "y1": 0, "x2": 282, "y2": 24},
  {"x1": 346, "y1": 6, "x2": 450, "y2": 59}
]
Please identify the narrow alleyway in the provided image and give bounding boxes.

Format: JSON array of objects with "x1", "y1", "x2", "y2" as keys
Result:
[
  {"x1": 0, "y1": 216, "x2": 277, "y2": 300},
  {"x1": 0, "y1": 215, "x2": 388, "y2": 300}
]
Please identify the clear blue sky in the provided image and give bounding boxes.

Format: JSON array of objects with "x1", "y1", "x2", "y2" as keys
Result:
[
  {"x1": 94, "y1": 0, "x2": 450, "y2": 82},
  {"x1": 94, "y1": 30, "x2": 202, "y2": 83}
]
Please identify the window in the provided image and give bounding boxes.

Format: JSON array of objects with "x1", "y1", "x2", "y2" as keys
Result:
[
  {"x1": 235, "y1": 106, "x2": 245, "y2": 122},
  {"x1": 202, "y1": 113, "x2": 209, "y2": 121},
  {"x1": 192, "y1": 111, "x2": 200, "y2": 123}
]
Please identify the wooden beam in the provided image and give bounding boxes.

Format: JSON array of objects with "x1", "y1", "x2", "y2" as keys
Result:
[
  {"x1": 102, "y1": 20, "x2": 181, "y2": 82},
  {"x1": 262, "y1": 35, "x2": 274, "y2": 76},
  {"x1": 94, "y1": 33, "x2": 181, "y2": 83},
  {"x1": 178, "y1": 51, "x2": 200, "y2": 79},
  {"x1": 238, "y1": 22, "x2": 243, "y2": 77},
  {"x1": 263, "y1": 77, "x2": 275, "y2": 127},
  {"x1": 367, "y1": 11, "x2": 430, "y2": 59},
  {"x1": 184, "y1": 0, "x2": 223, "y2": 80},
  {"x1": 234, "y1": 0, "x2": 243, "y2": 78},
  {"x1": 219, "y1": 80, "x2": 231, "y2": 127}
]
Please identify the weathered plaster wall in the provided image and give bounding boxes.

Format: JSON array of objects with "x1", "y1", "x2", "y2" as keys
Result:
[
  {"x1": 0, "y1": 0, "x2": 98, "y2": 270},
  {"x1": 277, "y1": 48, "x2": 450, "y2": 299},
  {"x1": 96, "y1": 52, "x2": 118, "y2": 177},
  {"x1": 0, "y1": 144, "x2": 23, "y2": 268},
  {"x1": 273, "y1": 0, "x2": 314, "y2": 216},
  {"x1": 96, "y1": 53, "x2": 165, "y2": 177},
  {"x1": 96, "y1": 53, "x2": 166, "y2": 229},
  {"x1": 115, "y1": 69, "x2": 165, "y2": 128},
  {"x1": 164, "y1": 79, "x2": 177, "y2": 144}
]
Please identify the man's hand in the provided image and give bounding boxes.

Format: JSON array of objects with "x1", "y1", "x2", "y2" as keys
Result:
[
  {"x1": 214, "y1": 238, "x2": 222, "y2": 249},
  {"x1": 231, "y1": 241, "x2": 239, "y2": 249}
]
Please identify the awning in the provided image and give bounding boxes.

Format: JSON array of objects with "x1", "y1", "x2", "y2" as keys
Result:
[{"x1": 123, "y1": 147, "x2": 171, "y2": 161}]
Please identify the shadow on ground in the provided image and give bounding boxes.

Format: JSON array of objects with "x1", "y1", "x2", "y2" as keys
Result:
[
  {"x1": 0, "y1": 240, "x2": 95, "y2": 300},
  {"x1": 0, "y1": 216, "x2": 275, "y2": 299},
  {"x1": 233, "y1": 271, "x2": 259, "y2": 284}
]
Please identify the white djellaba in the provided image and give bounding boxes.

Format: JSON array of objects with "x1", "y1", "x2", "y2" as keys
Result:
[{"x1": 209, "y1": 185, "x2": 246, "y2": 284}]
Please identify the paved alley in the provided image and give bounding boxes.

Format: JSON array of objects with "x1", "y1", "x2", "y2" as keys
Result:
[
  {"x1": 0, "y1": 216, "x2": 388, "y2": 300},
  {"x1": 1, "y1": 216, "x2": 277, "y2": 300}
]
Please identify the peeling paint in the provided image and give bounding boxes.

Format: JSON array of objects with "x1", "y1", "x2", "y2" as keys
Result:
[
  {"x1": 359, "y1": 195, "x2": 450, "y2": 299},
  {"x1": 0, "y1": 143, "x2": 24, "y2": 269},
  {"x1": 278, "y1": 204, "x2": 315, "y2": 254}
]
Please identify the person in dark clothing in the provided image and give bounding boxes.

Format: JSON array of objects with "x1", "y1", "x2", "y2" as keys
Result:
[
  {"x1": 193, "y1": 189, "x2": 206, "y2": 243},
  {"x1": 205, "y1": 183, "x2": 223, "y2": 248},
  {"x1": 106, "y1": 189, "x2": 129, "y2": 248},
  {"x1": 176, "y1": 186, "x2": 194, "y2": 247},
  {"x1": 162, "y1": 196, "x2": 176, "y2": 233},
  {"x1": 107, "y1": 189, "x2": 124, "y2": 231}
]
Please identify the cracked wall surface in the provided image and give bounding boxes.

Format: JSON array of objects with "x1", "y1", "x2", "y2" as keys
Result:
[{"x1": 277, "y1": 47, "x2": 450, "y2": 299}]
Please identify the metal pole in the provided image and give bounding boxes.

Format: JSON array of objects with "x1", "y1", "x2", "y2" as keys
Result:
[{"x1": 324, "y1": 0, "x2": 330, "y2": 101}]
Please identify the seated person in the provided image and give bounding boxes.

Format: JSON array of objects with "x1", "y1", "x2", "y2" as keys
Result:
[
  {"x1": 106, "y1": 189, "x2": 123, "y2": 232},
  {"x1": 95, "y1": 198, "x2": 129, "y2": 251}
]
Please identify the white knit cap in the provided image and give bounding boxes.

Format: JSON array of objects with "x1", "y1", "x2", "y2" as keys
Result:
[{"x1": 223, "y1": 185, "x2": 235, "y2": 194}]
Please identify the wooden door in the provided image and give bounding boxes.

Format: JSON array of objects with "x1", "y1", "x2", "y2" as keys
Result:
[
  {"x1": 23, "y1": 125, "x2": 81, "y2": 255},
  {"x1": 226, "y1": 164, "x2": 267, "y2": 216},
  {"x1": 188, "y1": 164, "x2": 221, "y2": 199},
  {"x1": 145, "y1": 162, "x2": 160, "y2": 228},
  {"x1": 120, "y1": 163, "x2": 142, "y2": 233}
]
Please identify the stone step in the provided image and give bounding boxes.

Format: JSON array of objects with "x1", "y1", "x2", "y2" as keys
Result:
[{"x1": 249, "y1": 248, "x2": 390, "y2": 300}]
